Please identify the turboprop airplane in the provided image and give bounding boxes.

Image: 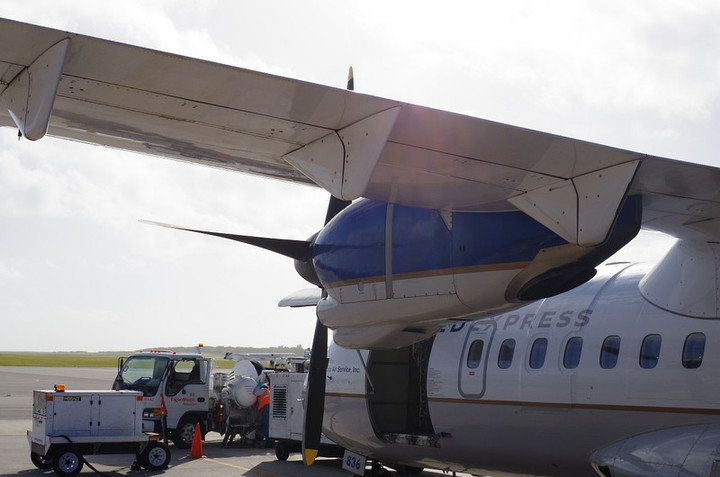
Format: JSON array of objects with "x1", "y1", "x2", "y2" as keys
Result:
[{"x1": 2, "y1": 17, "x2": 720, "y2": 477}]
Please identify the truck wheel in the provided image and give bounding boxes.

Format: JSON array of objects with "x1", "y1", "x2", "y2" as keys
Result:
[
  {"x1": 172, "y1": 418, "x2": 198, "y2": 448},
  {"x1": 52, "y1": 447, "x2": 84, "y2": 476},
  {"x1": 140, "y1": 441, "x2": 171, "y2": 470},
  {"x1": 30, "y1": 452, "x2": 52, "y2": 470},
  {"x1": 275, "y1": 442, "x2": 290, "y2": 461}
]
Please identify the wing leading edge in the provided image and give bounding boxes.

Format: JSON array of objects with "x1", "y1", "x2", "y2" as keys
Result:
[{"x1": 1, "y1": 18, "x2": 720, "y2": 243}]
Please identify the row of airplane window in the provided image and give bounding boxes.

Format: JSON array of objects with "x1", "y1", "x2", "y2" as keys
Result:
[{"x1": 466, "y1": 332, "x2": 706, "y2": 371}]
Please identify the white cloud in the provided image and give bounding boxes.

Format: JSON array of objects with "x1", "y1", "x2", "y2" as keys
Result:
[{"x1": 0, "y1": 262, "x2": 23, "y2": 281}]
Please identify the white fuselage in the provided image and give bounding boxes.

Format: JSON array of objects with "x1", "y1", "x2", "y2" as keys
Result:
[{"x1": 322, "y1": 262, "x2": 720, "y2": 476}]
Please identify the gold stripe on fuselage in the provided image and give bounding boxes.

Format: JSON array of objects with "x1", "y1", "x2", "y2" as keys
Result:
[{"x1": 325, "y1": 392, "x2": 720, "y2": 416}]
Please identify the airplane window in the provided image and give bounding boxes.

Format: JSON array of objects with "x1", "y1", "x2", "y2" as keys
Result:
[
  {"x1": 498, "y1": 339, "x2": 515, "y2": 369},
  {"x1": 682, "y1": 332, "x2": 706, "y2": 369},
  {"x1": 600, "y1": 335, "x2": 621, "y2": 369},
  {"x1": 466, "y1": 340, "x2": 484, "y2": 369},
  {"x1": 639, "y1": 334, "x2": 662, "y2": 369},
  {"x1": 563, "y1": 336, "x2": 583, "y2": 369},
  {"x1": 529, "y1": 338, "x2": 548, "y2": 369}
]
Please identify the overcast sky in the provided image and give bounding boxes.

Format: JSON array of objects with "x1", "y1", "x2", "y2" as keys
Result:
[{"x1": 1, "y1": 1, "x2": 717, "y2": 352}]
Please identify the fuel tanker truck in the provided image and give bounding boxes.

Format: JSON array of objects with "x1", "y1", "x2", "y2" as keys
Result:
[{"x1": 111, "y1": 348, "x2": 301, "y2": 447}]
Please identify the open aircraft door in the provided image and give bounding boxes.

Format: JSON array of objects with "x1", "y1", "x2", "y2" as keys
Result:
[{"x1": 458, "y1": 319, "x2": 496, "y2": 398}]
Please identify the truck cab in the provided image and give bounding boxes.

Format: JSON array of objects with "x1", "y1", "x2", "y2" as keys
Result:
[{"x1": 113, "y1": 350, "x2": 214, "y2": 448}]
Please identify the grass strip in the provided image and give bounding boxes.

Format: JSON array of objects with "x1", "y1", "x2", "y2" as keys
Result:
[
  {"x1": 0, "y1": 353, "x2": 237, "y2": 368},
  {"x1": 0, "y1": 354, "x2": 120, "y2": 367}
]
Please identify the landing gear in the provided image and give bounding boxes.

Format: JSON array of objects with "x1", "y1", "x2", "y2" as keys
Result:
[
  {"x1": 370, "y1": 460, "x2": 387, "y2": 475},
  {"x1": 394, "y1": 464, "x2": 424, "y2": 475},
  {"x1": 367, "y1": 459, "x2": 425, "y2": 476}
]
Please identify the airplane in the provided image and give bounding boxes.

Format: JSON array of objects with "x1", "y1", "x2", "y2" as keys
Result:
[{"x1": 2, "y1": 16, "x2": 720, "y2": 476}]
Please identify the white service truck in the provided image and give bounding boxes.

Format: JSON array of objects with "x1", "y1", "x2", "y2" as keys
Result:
[
  {"x1": 111, "y1": 349, "x2": 302, "y2": 447},
  {"x1": 28, "y1": 387, "x2": 170, "y2": 476}
]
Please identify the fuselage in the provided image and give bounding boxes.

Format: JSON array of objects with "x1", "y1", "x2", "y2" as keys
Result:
[{"x1": 322, "y1": 261, "x2": 720, "y2": 476}]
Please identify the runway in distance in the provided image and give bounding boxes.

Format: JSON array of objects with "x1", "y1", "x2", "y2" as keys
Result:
[{"x1": 2, "y1": 17, "x2": 720, "y2": 477}]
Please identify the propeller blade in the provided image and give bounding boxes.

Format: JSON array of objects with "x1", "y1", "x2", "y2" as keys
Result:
[
  {"x1": 302, "y1": 69, "x2": 356, "y2": 466},
  {"x1": 324, "y1": 196, "x2": 351, "y2": 226},
  {"x1": 347, "y1": 66, "x2": 354, "y2": 91},
  {"x1": 302, "y1": 318, "x2": 328, "y2": 466},
  {"x1": 140, "y1": 220, "x2": 312, "y2": 261}
]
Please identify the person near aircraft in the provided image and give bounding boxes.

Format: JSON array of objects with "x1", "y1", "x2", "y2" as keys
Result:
[{"x1": 254, "y1": 379, "x2": 271, "y2": 446}]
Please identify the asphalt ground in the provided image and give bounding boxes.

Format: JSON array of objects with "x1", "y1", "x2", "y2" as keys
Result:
[{"x1": 0, "y1": 367, "x2": 470, "y2": 477}]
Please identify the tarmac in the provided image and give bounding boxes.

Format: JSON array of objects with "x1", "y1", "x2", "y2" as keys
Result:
[{"x1": 0, "y1": 366, "x2": 465, "y2": 477}]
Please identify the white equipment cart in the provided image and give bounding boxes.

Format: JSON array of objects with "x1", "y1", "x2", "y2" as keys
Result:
[{"x1": 27, "y1": 386, "x2": 170, "y2": 476}]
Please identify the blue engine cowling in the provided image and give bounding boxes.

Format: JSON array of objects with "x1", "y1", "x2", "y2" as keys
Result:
[{"x1": 307, "y1": 197, "x2": 640, "y2": 348}]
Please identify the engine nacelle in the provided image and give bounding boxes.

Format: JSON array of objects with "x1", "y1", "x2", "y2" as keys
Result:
[
  {"x1": 591, "y1": 424, "x2": 720, "y2": 477},
  {"x1": 311, "y1": 198, "x2": 640, "y2": 348}
]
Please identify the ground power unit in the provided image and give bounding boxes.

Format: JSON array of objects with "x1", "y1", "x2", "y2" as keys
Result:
[{"x1": 28, "y1": 387, "x2": 170, "y2": 476}]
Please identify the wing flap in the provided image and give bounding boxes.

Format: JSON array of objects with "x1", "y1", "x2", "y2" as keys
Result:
[{"x1": 49, "y1": 83, "x2": 323, "y2": 181}]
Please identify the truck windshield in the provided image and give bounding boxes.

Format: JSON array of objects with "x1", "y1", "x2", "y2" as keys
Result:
[{"x1": 115, "y1": 356, "x2": 170, "y2": 396}]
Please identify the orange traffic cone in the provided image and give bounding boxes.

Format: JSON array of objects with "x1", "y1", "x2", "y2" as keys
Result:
[{"x1": 188, "y1": 422, "x2": 204, "y2": 459}]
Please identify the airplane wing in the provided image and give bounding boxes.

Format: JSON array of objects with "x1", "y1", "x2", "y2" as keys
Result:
[{"x1": 1, "y1": 18, "x2": 719, "y2": 245}]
